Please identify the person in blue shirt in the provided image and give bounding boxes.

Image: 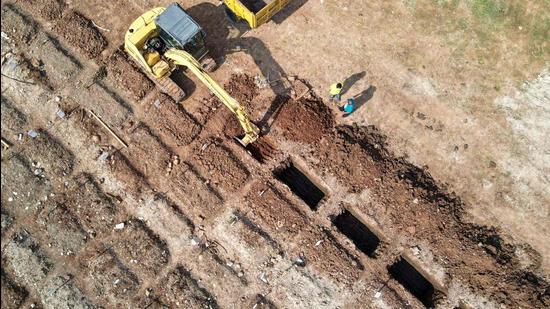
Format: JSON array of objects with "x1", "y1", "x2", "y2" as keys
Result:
[{"x1": 340, "y1": 98, "x2": 355, "y2": 117}]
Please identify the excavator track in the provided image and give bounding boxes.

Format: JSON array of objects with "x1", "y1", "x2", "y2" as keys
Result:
[{"x1": 148, "y1": 71, "x2": 186, "y2": 102}]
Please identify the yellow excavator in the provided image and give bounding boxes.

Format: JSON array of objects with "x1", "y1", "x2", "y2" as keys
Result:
[{"x1": 124, "y1": 3, "x2": 259, "y2": 146}]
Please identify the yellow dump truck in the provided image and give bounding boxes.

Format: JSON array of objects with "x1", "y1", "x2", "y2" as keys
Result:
[{"x1": 223, "y1": 0, "x2": 291, "y2": 28}]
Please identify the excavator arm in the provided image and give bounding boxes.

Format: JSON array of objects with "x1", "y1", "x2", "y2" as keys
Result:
[{"x1": 163, "y1": 48, "x2": 259, "y2": 146}]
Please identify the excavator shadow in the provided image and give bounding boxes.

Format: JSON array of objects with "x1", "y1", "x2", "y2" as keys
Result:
[
  {"x1": 186, "y1": 2, "x2": 294, "y2": 162},
  {"x1": 187, "y1": 2, "x2": 292, "y2": 104}
]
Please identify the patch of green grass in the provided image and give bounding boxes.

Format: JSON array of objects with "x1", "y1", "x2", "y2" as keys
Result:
[
  {"x1": 468, "y1": 0, "x2": 549, "y2": 58},
  {"x1": 529, "y1": 15, "x2": 550, "y2": 58},
  {"x1": 472, "y1": 0, "x2": 506, "y2": 22}
]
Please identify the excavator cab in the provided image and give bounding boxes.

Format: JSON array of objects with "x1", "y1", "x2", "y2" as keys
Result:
[
  {"x1": 154, "y1": 4, "x2": 208, "y2": 60},
  {"x1": 125, "y1": 3, "x2": 215, "y2": 78}
]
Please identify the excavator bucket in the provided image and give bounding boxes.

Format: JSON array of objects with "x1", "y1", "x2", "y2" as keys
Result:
[{"x1": 241, "y1": 135, "x2": 277, "y2": 163}]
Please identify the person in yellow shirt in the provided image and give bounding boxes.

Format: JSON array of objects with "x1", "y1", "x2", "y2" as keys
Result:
[{"x1": 329, "y1": 82, "x2": 343, "y2": 102}]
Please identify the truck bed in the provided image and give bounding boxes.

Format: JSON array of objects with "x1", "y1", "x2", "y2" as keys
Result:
[{"x1": 240, "y1": 0, "x2": 272, "y2": 13}]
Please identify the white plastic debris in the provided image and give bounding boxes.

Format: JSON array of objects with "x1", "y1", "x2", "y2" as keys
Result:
[
  {"x1": 374, "y1": 291, "x2": 382, "y2": 298},
  {"x1": 114, "y1": 223, "x2": 125, "y2": 230},
  {"x1": 56, "y1": 109, "x2": 66, "y2": 118},
  {"x1": 153, "y1": 99, "x2": 161, "y2": 108},
  {"x1": 54, "y1": 96, "x2": 62, "y2": 102},
  {"x1": 315, "y1": 240, "x2": 324, "y2": 246},
  {"x1": 259, "y1": 272, "x2": 268, "y2": 283},
  {"x1": 27, "y1": 130, "x2": 39, "y2": 138},
  {"x1": 98, "y1": 152, "x2": 110, "y2": 161},
  {"x1": 190, "y1": 236, "x2": 200, "y2": 246}
]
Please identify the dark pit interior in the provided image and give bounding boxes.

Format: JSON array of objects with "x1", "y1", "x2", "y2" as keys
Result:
[
  {"x1": 388, "y1": 257, "x2": 435, "y2": 308},
  {"x1": 274, "y1": 161, "x2": 325, "y2": 210},
  {"x1": 240, "y1": 0, "x2": 269, "y2": 13},
  {"x1": 333, "y1": 209, "x2": 380, "y2": 257}
]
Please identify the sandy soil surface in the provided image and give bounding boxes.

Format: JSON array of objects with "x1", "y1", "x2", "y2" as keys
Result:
[{"x1": 1, "y1": 0, "x2": 549, "y2": 308}]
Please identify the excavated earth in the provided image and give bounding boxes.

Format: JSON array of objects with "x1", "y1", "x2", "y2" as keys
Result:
[{"x1": 1, "y1": 1, "x2": 549, "y2": 309}]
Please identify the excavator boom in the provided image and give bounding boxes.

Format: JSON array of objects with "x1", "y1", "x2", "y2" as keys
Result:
[{"x1": 163, "y1": 49, "x2": 259, "y2": 146}]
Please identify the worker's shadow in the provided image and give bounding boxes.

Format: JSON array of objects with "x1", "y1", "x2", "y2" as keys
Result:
[
  {"x1": 341, "y1": 71, "x2": 366, "y2": 95},
  {"x1": 344, "y1": 85, "x2": 376, "y2": 117}
]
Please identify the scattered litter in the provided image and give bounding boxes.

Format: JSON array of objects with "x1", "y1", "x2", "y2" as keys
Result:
[
  {"x1": 413, "y1": 198, "x2": 419, "y2": 204},
  {"x1": 315, "y1": 240, "x2": 324, "y2": 246},
  {"x1": 237, "y1": 271, "x2": 244, "y2": 278},
  {"x1": 254, "y1": 75, "x2": 270, "y2": 88},
  {"x1": 294, "y1": 253, "x2": 307, "y2": 267},
  {"x1": 201, "y1": 143, "x2": 209, "y2": 151},
  {"x1": 190, "y1": 236, "x2": 200, "y2": 246},
  {"x1": 56, "y1": 109, "x2": 66, "y2": 118},
  {"x1": 153, "y1": 99, "x2": 161, "y2": 108},
  {"x1": 172, "y1": 155, "x2": 180, "y2": 165},
  {"x1": 259, "y1": 272, "x2": 268, "y2": 283},
  {"x1": 98, "y1": 151, "x2": 110, "y2": 161},
  {"x1": 259, "y1": 189, "x2": 267, "y2": 196},
  {"x1": 114, "y1": 223, "x2": 125, "y2": 230},
  {"x1": 18, "y1": 133, "x2": 23, "y2": 141},
  {"x1": 8, "y1": 197, "x2": 13, "y2": 202},
  {"x1": 1, "y1": 138, "x2": 10, "y2": 149},
  {"x1": 374, "y1": 291, "x2": 382, "y2": 298},
  {"x1": 92, "y1": 20, "x2": 111, "y2": 32},
  {"x1": 27, "y1": 130, "x2": 39, "y2": 138},
  {"x1": 411, "y1": 246, "x2": 420, "y2": 256},
  {"x1": 1, "y1": 32, "x2": 9, "y2": 40},
  {"x1": 113, "y1": 279, "x2": 120, "y2": 285},
  {"x1": 54, "y1": 96, "x2": 62, "y2": 102}
]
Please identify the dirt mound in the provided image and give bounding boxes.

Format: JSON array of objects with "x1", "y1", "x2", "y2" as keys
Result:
[
  {"x1": 105, "y1": 50, "x2": 154, "y2": 101},
  {"x1": 53, "y1": 10, "x2": 107, "y2": 59},
  {"x1": 16, "y1": 0, "x2": 66, "y2": 21},
  {"x1": 1, "y1": 4, "x2": 38, "y2": 44},
  {"x1": 314, "y1": 123, "x2": 550, "y2": 307},
  {"x1": 274, "y1": 97, "x2": 334, "y2": 143},
  {"x1": 193, "y1": 140, "x2": 249, "y2": 193},
  {"x1": 209, "y1": 74, "x2": 262, "y2": 139},
  {"x1": 145, "y1": 92, "x2": 202, "y2": 146},
  {"x1": 223, "y1": 73, "x2": 258, "y2": 107}
]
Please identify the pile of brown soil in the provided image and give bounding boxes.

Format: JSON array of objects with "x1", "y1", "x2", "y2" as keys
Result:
[
  {"x1": 145, "y1": 92, "x2": 202, "y2": 146},
  {"x1": 223, "y1": 73, "x2": 258, "y2": 107},
  {"x1": 274, "y1": 97, "x2": 335, "y2": 143},
  {"x1": 53, "y1": 10, "x2": 107, "y2": 59},
  {"x1": 105, "y1": 50, "x2": 154, "y2": 100},
  {"x1": 193, "y1": 141, "x2": 249, "y2": 193},
  {"x1": 17, "y1": 0, "x2": 66, "y2": 21}
]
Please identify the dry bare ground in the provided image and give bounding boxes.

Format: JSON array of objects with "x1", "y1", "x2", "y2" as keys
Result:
[{"x1": 1, "y1": 0, "x2": 548, "y2": 308}]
